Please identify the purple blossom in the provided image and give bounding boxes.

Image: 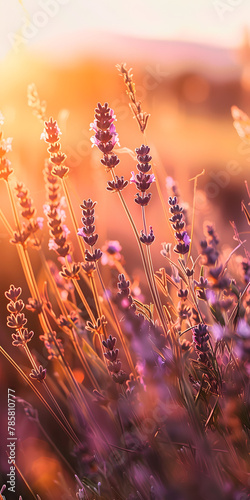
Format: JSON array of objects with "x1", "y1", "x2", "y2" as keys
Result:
[
  {"x1": 101, "y1": 240, "x2": 122, "y2": 265},
  {"x1": 77, "y1": 227, "x2": 85, "y2": 238},
  {"x1": 134, "y1": 192, "x2": 152, "y2": 206},
  {"x1": 183, "y1": 232, "x2": 191, "y2": 246},
  {"x1": 29, "y1": 365, "x2": 46, "y2": 382},
  {"x1": 130, "y1": 171, "x2": 155, "y2": 189},
  {"x1": 85, "y1": 248, "x2": 102, "y2": 262},
  {"x1": 193, "y1": 323, "x2": 210, "y2": 353},
  {"x1": 106, "y1": 175, "x2": 128, "y2": 192},
  {"x1": 140, "y1": 226, "x2": 155, "y2": 245},
  {"x1": 90, "y1": 103, "x2": 120, "y2": 153}
]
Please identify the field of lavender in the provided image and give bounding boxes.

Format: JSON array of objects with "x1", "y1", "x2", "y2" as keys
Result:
[{"x1": 0, "y1": 63, "x2": 250, "y2": 500}]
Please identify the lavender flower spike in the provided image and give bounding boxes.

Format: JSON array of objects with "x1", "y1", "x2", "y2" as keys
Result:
[
  {"x1": 90, "y1": 103, "x2": 120, "y2": 155},
  {"x1": 140, "y1": 226, "x2": 155, "y2": 245}
]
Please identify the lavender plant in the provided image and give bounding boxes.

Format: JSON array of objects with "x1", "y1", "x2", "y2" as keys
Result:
[{"x1": 0, "y1": 72, "x2": 249, "y2": 500}]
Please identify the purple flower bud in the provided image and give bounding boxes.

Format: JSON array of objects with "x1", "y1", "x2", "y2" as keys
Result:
[
  {"x1": 101, "y1": 154, "x2": 120, "y2": 169},
  {"x1": 102, "y1": 335, "x2": 116, "y2": 350},
  {"x1": 169, "y1": 204, "x2": 183, "y2": 214},
  {"x1": 168, "y1": 196, "x2": 177, "y2": 206},
  {"x1": 135, "y1": 145, "x2": 150, "y2": 156},
  {"x1": 7, "y1": 313, "x2": 27, "y2": 329},
  {"x1": 134, "y1": 193, "x2": 152, "y2": 206},
  {"x1": 29, "y1": 365, "x2": 46, "y2": 382},
  {"x1": 108, "y1": 360, "x2": 122, "y2": 373},
  {"x1": 172, "y1": 221, "x2": 185, "y2": 231},
  {"x1": 85, "y1": 249, "x2": 102, "y2": 262},
  {"x1": 140, "y1": 226, "x2": 155, "y2": 245},
  {"x1": 82, "y1": 234, "x2": 99, "y2": 246},
  {"x1": 117, "y1": 274, "x2": 130, "y2": 294},
  {"x1": 81, "y1": 215, "x2": 95, "y2": 226},
  {"x1": 178, "y1": 289, "x2": 188, "y2": 299},
  {"x1": 174, "y1": 242, "x2": 189, "y2": 255},
  {"x1": 112, "y1": 370, "x2": 128, "y2": 384},
  {"x1": 5, "y1": 285, "x2": 22, "y2": 302},
  {"x1": 209, "y1": 265, "x2": 223, "y2": 280},
  {"x1": 169, "y1": 213, "x2": 183, "y2": 223},
  {"x1": 104, "y1": 349, "x2": 119, "y2": 362},
  {"x1": 193, "y1": 324, "x2": 209, "y2": 349},
  {"x1": 194, "y1": 276, "x2": 208, "y2": 289},
  {"x1": 136, "y1": 162, "x2": 152, "y2": 173},
  {"x1": 7, "y1": 299, "x2": 24, "y2": 314},
  {"x1": 81, "y1": 261, "x2": 96, "y2": 275},
  {"x1": 130, "y1": 171, "x2": 155, "y2": 192},
  {"x1": 80, "y1": 199, "x2": 96, "y2": 210},
  {"x1": 106, "y1": 175, "x2": 128, "y2": 192},
  {"x1": 90, "y1": 103, "x2": 120, "y2": 155}
]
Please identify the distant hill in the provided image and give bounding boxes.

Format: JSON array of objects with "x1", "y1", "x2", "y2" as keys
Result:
[{"x1": 35, "y1": 30, "x2": 242, "y2": 81}]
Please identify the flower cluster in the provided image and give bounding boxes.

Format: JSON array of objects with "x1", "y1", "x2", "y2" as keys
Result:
[
  {"x1": 43, "y1": 165, "x2": 70, "y2": 258},
  {"x1": 11, "y1": 182, "x2": 43, "y2": 249},
  {"x1": 10, "y1": 224, "x2": 30, "y2": 247},
  {"x1": 140, "y1": 225, "x2": 155, "y2": 245},
  {"x1": 209, "y1": 264, "x2": 230, "y2": 291},
  {"x1": 116, "y1": 63, "x2": 150, "y2": 133},
  {"x1": 78, "y1": 199, "x2": 102, "y2": 272},
  {"x1": 60, "y1": 263, "x2": 81, "y2": 280},
  {"x1": 130, "y1": 145, "x2": 156, "y2": 245},
  {"x1": 116, "y1": 273, "x2": 134, "y2": 310},
  {"x1": 90, "y1": 102, "x2": 120, "y2": 165},
  {"x1": 192, "y1": 323, "x2": 219, "y2": 393},
  {"x1": 106, "y1": 175, "x2": 128, "y2": 193},
  {"x1": 204, "y1": 223, "x2": 219, "y2": 246},
  {"x1": 101, "y1": 240, "x2": 122, "y2": 266},
  {"x1": 44, "y1": 159, "x2": 61, "y2": 210},
  {"x1": 131, "y1": 145, "x2": 155, "y2": 206},
  {"x1": 102, "y1": 335, "x2": 128, "y2": 384},
  {"x1": 41, "y1": 117, "x2": 68, "y2": 178},
  {"x1": 168, "y1": 196, "x2": 190, "y2": 255},
  {"x1": 26, "y1": 297, "x2": 43, "y2": 314},
  {"x1": 46, "y1": 205, "x2": 70, "y2": 258},
  {"x1": 39, "y1": 330, "x2": 64, "y2": 361},
  {"x1": 86, "y1": 315, "x2": 107, "y2": 335},
  {"x1": 194, "y1": 276, "x2": 209, "y2": 301},
  {"x1": 192, "y1": 323, "x2": 210, "y2": 364},
  {"x1": 5, "y1": 286, "x2": 46, "y2": 383},
  {"x1": 177, "y1": 288, "x2": 191, "y2": 322},
  {"x1": 5, "y1": 285, "x2": 34, "y2": 348},
  {"x1": 90, "y1": 103, "x2": 130, "y2": 195},
  {"x1": 29, "y1": 365, "x2": 47, "y2": 382},
  {"x1": 200, "y1": 223, "x2": 219, "y2": 266}
]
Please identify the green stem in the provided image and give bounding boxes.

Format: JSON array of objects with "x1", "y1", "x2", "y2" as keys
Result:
[
  {"x1": 0, "y1": 346, "x2": 79, "y2": 445},
  {"x1": 114, "y1": 181, "x2": 168, "y2": 334},
  {"x1": 96, "y1": 263, "x2": 136, "y2": 376}
]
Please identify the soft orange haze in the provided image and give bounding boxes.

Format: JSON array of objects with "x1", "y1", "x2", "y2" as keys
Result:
[{"x1": 1, "y1": 4, "x2": 250, "y2": 498}]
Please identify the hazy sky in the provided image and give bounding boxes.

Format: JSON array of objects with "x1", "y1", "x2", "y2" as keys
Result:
[{"x1": 1, "y1": 0, "x2": 250, "y2": 59}]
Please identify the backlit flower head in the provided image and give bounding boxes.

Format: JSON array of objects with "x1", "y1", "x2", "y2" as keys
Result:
[
  {"x1": 90, "y1": 103, "x2": 120, "y2": 154},
  {"x1": 101, "y1": 240, "x2": 122, "y2": 266}
]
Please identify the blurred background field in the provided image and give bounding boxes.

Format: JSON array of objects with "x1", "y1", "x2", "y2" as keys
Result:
[
  {"x1": 1, "y1": 2, "x2": 250, "y2": 259},
  {"x1": 1, "y1": 0, "x2": 250, "y2": 497},
  {"x1": 2, "y1": 32, "x2": 250, "y2": 281}
]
